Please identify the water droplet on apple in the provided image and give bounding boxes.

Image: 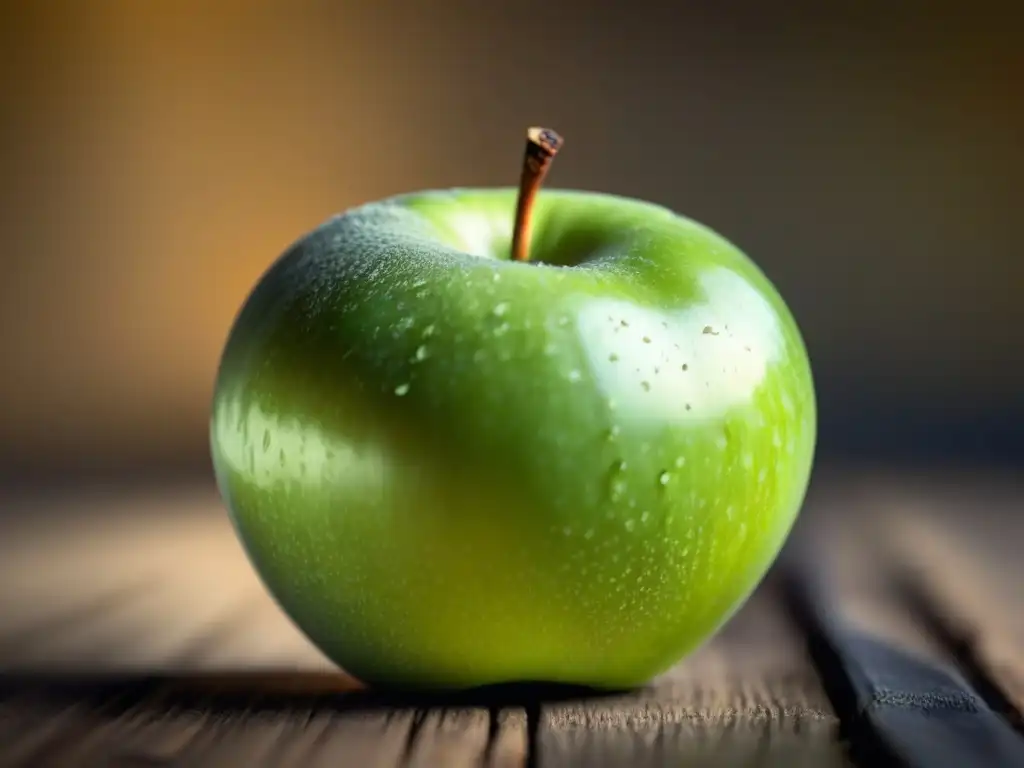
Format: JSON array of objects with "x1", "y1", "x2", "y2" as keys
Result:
[
  {"x1": 624, "y1": 519, "x2": 636, "y2": 532},
  {"x1": 493, "y1": 302, "x2": 509, "y2": 316},
  {"x1": 583, "y1": 528, "x2": 595, "y2": 540},
  {"x1": 681, "y1": 363, "x2": 689, "y2": 371},
  {"x1": 658, "y1": 471, "x2": 671, "y2": 486},
  {"x1": 567, "y1": 369, "x2": 582, "y2": 382},
  {"x1": 422, "y1": 324, "x2": 436, "y2": 337},
  {"x1": 674, "y1": 456, "x2": 686, "y2": 468},
  {"x1": 725, "y1": 505, "x2": 735, "y2": 520},
  {"x1": 640, "y1": 510, "x2": 650, "y2": 524},
  {"x1": 610, "y1": 479, "x2": 626, "y2": 501},
  {"x1": 758, "y1": 467, "x2": 768, "y2": 482},
  {"x1": 607, "y1": 459, "x2": 628, "y2": 501},
  {"x1": 414, "y1": 344, "x2": 429, "y2": 362},
  {"x1": 394, "y1": 383, "x2": 410, "y2": 396},
  {"x1": 608, "y1": 352, "x2": 619, "y2": 362},
  {"x1": 641, "y1": 381, "x2": 651, "y2": 392},
  {"x1": 492, "y1": 272, "x2": 501, "y2": 282},
  {"x1": 606, "y1": 425, "x2": 621, "y2": 441},
  {"x1": 642, "y1": 336, "x2": 651, "y2": 343},
  {"x1": 562, "y1": 526, "x2": 573, "y2": 536},
  {"x1": 261, "y1": 429, "x2": 271, "y2": 451},
  {"x1": 557, "y1": 315, "x2": 570, "y2": 327}
]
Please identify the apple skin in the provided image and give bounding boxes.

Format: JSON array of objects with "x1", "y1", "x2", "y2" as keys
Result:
[{"x1": 210, "y1": 188, "x2": 816, "y2": 690}]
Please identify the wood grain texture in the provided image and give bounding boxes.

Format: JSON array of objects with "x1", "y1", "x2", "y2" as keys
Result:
[
  {"x1": 1, "y1": 470, "x2": 1020, "y2": 766},
  {"x1": 0, "y1": 483, "x2": 842, "y2": 766},
  {"x1": 783, "y1": 473, "x2": 1024, "y2": 767},
  {"x1": 871, "y1": 477, "x2": 1024, "y2": 723}
]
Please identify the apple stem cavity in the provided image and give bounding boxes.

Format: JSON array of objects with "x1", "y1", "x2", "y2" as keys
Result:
[{"x1": 511, "y1": 126, "x2": 564, "y2": 262}]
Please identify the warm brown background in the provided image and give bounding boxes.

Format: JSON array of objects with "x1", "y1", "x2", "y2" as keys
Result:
[{"x1": 2, "y1": 1, "x2": 1022, "y2": 480}]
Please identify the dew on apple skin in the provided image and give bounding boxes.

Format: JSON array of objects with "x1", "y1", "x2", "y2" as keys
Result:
[
  {"x1": 609, "y1": 479, "x2": 626, "y2": 502},
  {"x1": 607, "y1": 459, "x2": 628, "y2": 501},
  {"x1": 261, "y1": 429, "x2": 271, "y2": 451},
  {"x1": 567, "y1": 369, "x2": 582, "y2": 383},
  {"x1": 674, "y1": 456, "x2": 686, "y2": 468},
  {"x1": 658, "y1": 471, "x2": 671, "y2": 486},
  {"x1": 641, "y1": 381, "x2": 651, "y2": 392},
  {"x1": 394, "y1": 383, "x2": 411, "y2": 396},
  {"x1": 681, "y1": 363, "x2": 689, "y2": 371},
  {"x1": 493, "y1": 301, "x2": 510, "y2": 317},
  {"x1": 642, "y1": 336, "x2": 651, "y2": 344},
  {"x1": 640, "y1": 510, "x2": 651, "y2": 524},
  {"x1": 624, "y1": 519, "x2": 636, "y2": 532},
  {"x1": 609, "y1": 352, "x2": 619, "y2": 362},
  {"x1": 422, "y1": 323, "x2": 436, "y2": 337}
]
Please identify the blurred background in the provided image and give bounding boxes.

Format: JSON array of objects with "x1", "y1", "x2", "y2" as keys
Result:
[{"x1": 2, "y1": 0, "x2": 1022, "y2": 485}]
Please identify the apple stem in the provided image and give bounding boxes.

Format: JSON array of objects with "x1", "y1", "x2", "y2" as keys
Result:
[{"x1": 510, "y1": 127, "x2": 563, "y2": 262}]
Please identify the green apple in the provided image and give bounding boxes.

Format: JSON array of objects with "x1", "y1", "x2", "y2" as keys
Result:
[{"x1": 210, "y1": 183, "x2": 816, "y2": 690}]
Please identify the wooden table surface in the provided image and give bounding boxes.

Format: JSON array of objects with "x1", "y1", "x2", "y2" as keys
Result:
[{"x1": 0, "y1": 468, "x2": 1021, "y2": 767}]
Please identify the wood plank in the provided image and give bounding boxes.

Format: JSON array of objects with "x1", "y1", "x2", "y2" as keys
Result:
[
  {"x1": 0, "y1": 480, "x2": 846, "y2": 766},
  {"x1": 782, "y1": 478, "x2": 1024, "y2": 767},
  {"x1": 870, "y1": 479, "x2": 1024, "y2": 724},
  {"x1": 0, "y1": 487, "x2": 335, "y2": 674}
]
